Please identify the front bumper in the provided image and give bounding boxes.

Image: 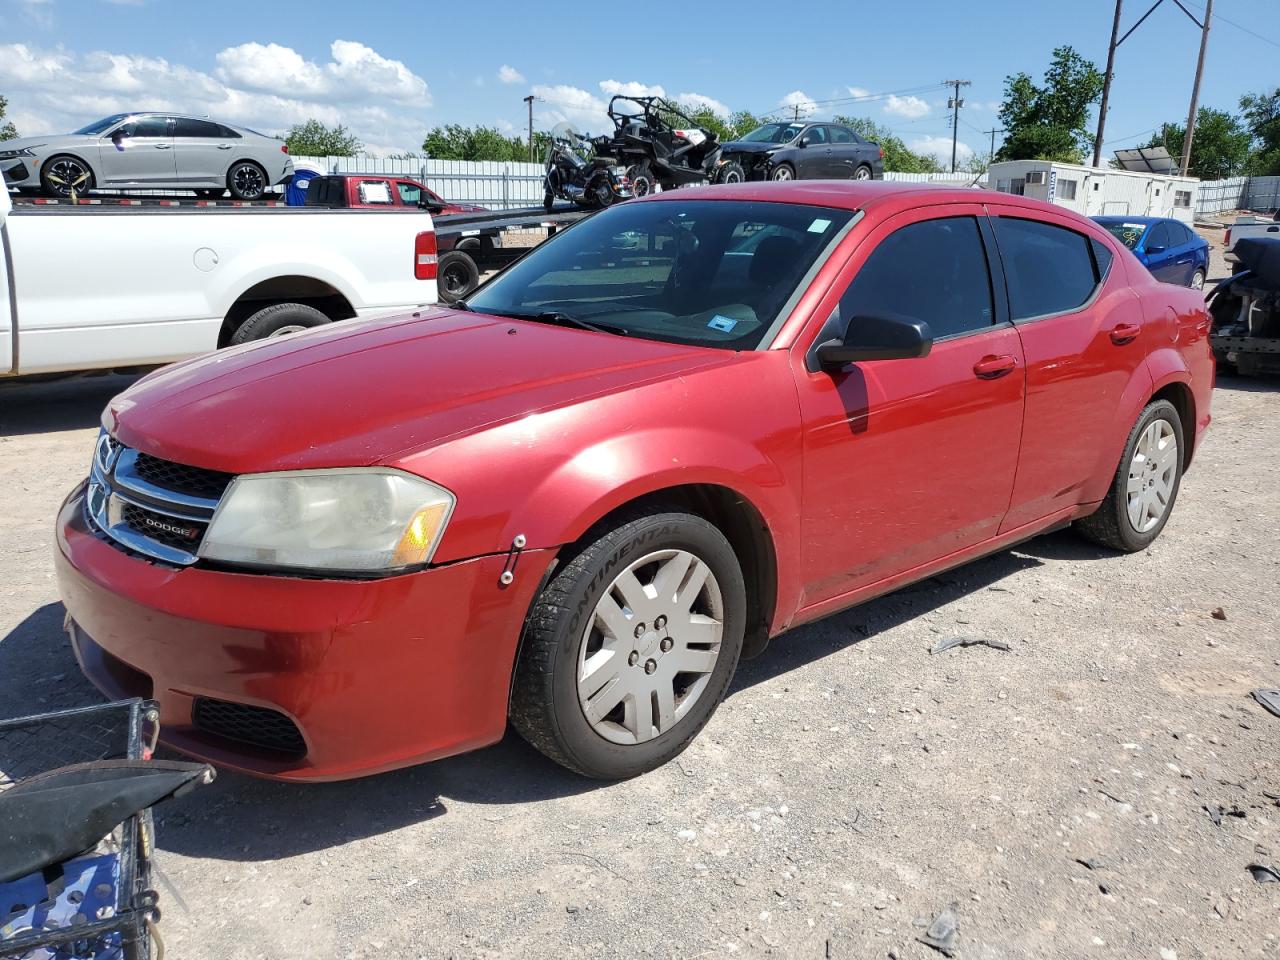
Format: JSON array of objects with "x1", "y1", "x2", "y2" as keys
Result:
[
  {"x1": 55, "y1": 485, "x2": 554, "y2": 781},
  {"x1": 2, "y1": 158, "x2": 35, "y2": 186}
]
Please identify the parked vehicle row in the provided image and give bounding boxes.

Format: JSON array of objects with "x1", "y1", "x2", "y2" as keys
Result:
[
  {"x1": 1093, "y1": 215, "x2": 1210, "y2": 289},
  {"x1": 55, "y1": 181, "x2": 1213, "y2": 782},
  {"x1": 0, "y1": 113, "x2": 294, "y2": 200}
]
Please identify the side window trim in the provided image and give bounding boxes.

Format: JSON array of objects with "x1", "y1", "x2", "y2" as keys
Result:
[
  {"x1": 987, "y1": 212, "x2": 1108, "y2": 326},
  {"x1": 978, "y1": 213, "x2": 1010, "y2": 328}
]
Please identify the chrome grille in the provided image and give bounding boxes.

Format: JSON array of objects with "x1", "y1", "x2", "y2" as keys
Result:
[{"x1": 85, "y1": 430, "x2": 231, "y2": 566}]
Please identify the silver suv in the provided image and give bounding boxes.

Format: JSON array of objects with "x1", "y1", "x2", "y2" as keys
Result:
[{"x1": 0, "y1": 113, "x2": 295, "y2": 200}]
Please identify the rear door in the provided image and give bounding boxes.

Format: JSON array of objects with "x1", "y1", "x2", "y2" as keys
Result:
[
  {"x1": 987, "y1": 209, "x2": 1145, "y2": 531},
  {"x1": 792, "y1": 206, "x2": 1026, "y2": 606},
  {"x1": 354, "y1": 178, "x2": 396, "y2": 208},
  {"x1": 825, "y1": 125, "x2": 858, "y2": 177},
  {"x1": 1165, "y1": 221, "x2": 1198, "y2": 285},
  {"x1": 171, "y1": 117, "x2": 229, "y2": 186},
  {"x1": 98, "y1": 116, "x2": 176, "y2": 185}
]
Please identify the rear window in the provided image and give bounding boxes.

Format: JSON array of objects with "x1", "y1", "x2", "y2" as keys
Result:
[
  {"x1": 357, "y1": 180, "x2": 394, "y2": 205},
  {"x1": 466, "y1": 199, "x2": 854, "y2": 350},
  {"x1": 993, "y1": 218, "x2": 1102, "y2": 321}
]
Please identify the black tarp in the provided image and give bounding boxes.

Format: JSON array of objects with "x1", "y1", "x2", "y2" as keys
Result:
[{"x1": 1235, "y1": 237, "x2": 1280, "y2": 289}]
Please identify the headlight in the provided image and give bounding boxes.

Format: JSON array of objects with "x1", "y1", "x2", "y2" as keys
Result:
[
  {"x1": 0, "y1": 148, "x2": 37, "y2": 159},
  {"x1": 199, "y1": 468, "x2": 455, "y2": 574}
]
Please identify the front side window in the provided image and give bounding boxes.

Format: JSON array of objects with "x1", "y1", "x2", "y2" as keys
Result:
[
  {"x1": 396, "y1": 181, "x2": 422, "y2": 205},
  {"x1": 802, "y1": 125, "x2": 827, "y2": 146},
  {"x1": 117, "y1": 117, "x2": 170, "y2": 139},
  {"x1": 841, "y1": 217, "x2": 994, "y2": 341},
  {"x1": 466, "y1": 199, "x2": 853, "y2": 350},
  {"x1": 1145, "y1": 222, "x2": 1174, "y2": 250},
  {"x1": 993, "y1": 217, "x2": 1102, "y2": 321}
]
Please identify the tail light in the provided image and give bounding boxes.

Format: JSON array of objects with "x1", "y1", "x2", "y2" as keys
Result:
[
  {"x1": 674, "y1": 130, "x2": 687, "y2": 139},
  {"x1": 281, "y1": 143, "x2": 289, "y2": 154},
  {"x1": 415, "y1": 231, "x2": 438, "y2": 280},
  {"x1": 879, "y1": 147, "x2": 885, "y2": 160},
  {"x1": 1225, "y1": 228, "x2": 1232, "y2": 247}
]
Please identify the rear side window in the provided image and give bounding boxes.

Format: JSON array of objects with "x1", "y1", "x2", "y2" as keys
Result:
[
  {"x1": 992, "y1": 218, "x2": 1101, "y2": 321},
  {"x1": 215, "y1": 124, "x2": 242, "y2": 139},
  {"x1": 357, "y1": 180, "x2": 394, "y2": 205},
  {"x1": 172, "y1": 118, "x2": 221, "y2": 138},
  {"x1": 843, "y1": 216, "x2": 994, "y2": 340},
  {"x1": 828, "y1": 126, "x2": 856, "y2": 144}
]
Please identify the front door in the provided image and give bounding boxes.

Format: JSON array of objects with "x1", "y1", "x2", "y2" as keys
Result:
[
  {"x1": 98, "y1": 116, "x2": 176, "y2": 186},
  {"x1": 796, "y1": 125, "x2": 829, "y2": 178},
  {"x1": 986, "y1": 207, "x2": 1147, "y2": 530},
  {"x1": 792, "y1": 207, "x2": 1025, "y2": 608},
  {"x1": 1140, "y1": 221, "x2": 1182, "y2": 283}
]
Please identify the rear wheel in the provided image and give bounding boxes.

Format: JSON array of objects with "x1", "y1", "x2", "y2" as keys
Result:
[
  {"x1": 770, "y1": 163, "x2": 795, "y2": 182},
  {"x1": 626, "y1": 164, "x2": 656, "y2": 197},
  {"x1": 543, "y1": 189, "x2": 555, "y2": 212},
  {"x1": 41, "y1": 155, "x2": 94, "y2": 198},
  {"x1": 227, "y1": 161, "x2": 268, "y2": 201},
  {"x1": 1190, "y1": 268, "x2": 1206, "y2": 290},
  {"x1": 437, "y1": 251, "x2": 480, "y2": 303},
  {"x1": 510, "y1": 510, "x2": 746, "y2": 779},
  {"x1": 229, "y1": 302, "x2": 331, "y2": 345},
  {"x1": 1075, "y1": 399, "x2": 1184, "y2": 552}
]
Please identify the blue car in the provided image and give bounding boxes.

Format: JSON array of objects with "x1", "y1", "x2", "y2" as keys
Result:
[{"x1": 1092, "y1": 216, "x2": 1210, "y2": 289}]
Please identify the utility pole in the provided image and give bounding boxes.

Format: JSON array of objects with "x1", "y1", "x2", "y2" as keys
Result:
[
  {"x1": 1181, "y1": 0, "x2": 1212, "y2": 175},
  {"x1": 523, "y1": 95, "x2": 535, "y2": 162},
  {"x1": 793, "y1": 103, "x2": 802, "y2": 122},
  {"x1": 945, "y1": 79, "x2": 971, "y2": 174},
  {"x1": 1094, "y1": 0, "x2": 1124, "y2": 167},
  {"x1": 984, "y1": 128, "x2": 1006, "y2": 163}
]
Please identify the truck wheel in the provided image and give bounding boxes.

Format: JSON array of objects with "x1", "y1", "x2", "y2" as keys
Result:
[
  {"x1": 227, "y1": 161, "x2": 268, "y2": 201},
  {"x1": 41, "y1": 155, "x2": 94, "y2": 198},
  {"x1": 437, "y1": 251, "x2": 480, "y2": 303},
  {"x1": 713, "y1": 161, "x2": 745, "y2": 185},
  {"x1": 1075, "y1": 399, "x2": 1184, "y2": 553},
  {"x1": 510, "y1": 510, "x2": 746, "y2": 780},
  {"x1": 230, "y1": 303, "x2": 331, "y2": 345},
  {"x1": 626, "y1": 164, "x2": 656, "y2": 197}
]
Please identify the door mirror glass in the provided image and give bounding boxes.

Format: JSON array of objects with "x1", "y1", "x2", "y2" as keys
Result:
[
  {"x1": 1145, "y1": 244, "x2": 1166, "y2": 254},
  {"x1": 816, "y1": 313, "x2": 933, "y2": 368}
]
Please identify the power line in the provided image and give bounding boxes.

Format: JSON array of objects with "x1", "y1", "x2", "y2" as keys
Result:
[{"x1": 1182, "y1": 0, "x2": 1280, "y2": 49}]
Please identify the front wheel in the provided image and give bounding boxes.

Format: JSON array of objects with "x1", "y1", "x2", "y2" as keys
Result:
[
  {"x1": 41, "y1": 155, "x2": 94, "y2": 198},
  {"x1": 1075, "y1": 399, "x2": 1184, "y2": 552},
  {"x1": 227, "y1": 161, "x2": 267, "y2": 201},
  {"x1": 510, "y1": 510, "x2": 746, "y2": 779},
  {"x1": 770, "y1": 163, "x2": 795, "y2": 182}
]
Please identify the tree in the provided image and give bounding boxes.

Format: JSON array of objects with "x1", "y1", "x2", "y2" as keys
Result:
[
  {"x1": 1240, "y1": 87, "x2": 1280, "y2": 176},
  {"x1": 0, "y1": 94, "x2": 17, "y2": 142},
  {"x1": 284, "y1": 119, "x2": 362, "y2": 157},
  {"x1": 1140, "y1": 108, "x2": 1252, "y2": 179},
  {"x1": 996, "y1": 46, "x2": 1104, "y2": 164},
  {"x1": 834, "y1": 116, "x2": 943, "y2": 173},
  {"x1": 422, "y1": 124, "x2": 530, "y2": 162}
]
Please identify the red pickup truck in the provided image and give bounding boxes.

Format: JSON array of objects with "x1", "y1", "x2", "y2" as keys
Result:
[
  {"x1": 56, "y1": 182, "x2": 1213, "y2": 782},
  {"x1": 304, "y1": 173, "x2": 487, "y2": 215}
]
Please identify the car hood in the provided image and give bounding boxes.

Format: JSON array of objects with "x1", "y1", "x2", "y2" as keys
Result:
[
  {"x1": 1, "y1": 134, "x2": 92, "y2": 153},
  {"x1": 720, "y1": 141, "x2": 784, "y2": 155},
  {"x1": 105, "y1": 308, "x2": 735, "y2": 475}
]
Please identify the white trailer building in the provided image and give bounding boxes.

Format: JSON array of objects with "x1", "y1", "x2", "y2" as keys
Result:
[{"x1": 986, "y1": 160, "x2": 1199, "y2": 224}]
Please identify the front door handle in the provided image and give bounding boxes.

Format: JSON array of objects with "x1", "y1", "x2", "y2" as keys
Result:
[
  {"x1": 217, "y1": 144, "x2": 233, "y2": 150},
  {"x1": 973, "y1": 354, "x2": 1017, "y2": 379},
  {"x1": 1110, "y1": 323, "x2": 1141, "y2": 345},
  {"x1": 154, "y1": 143, "x2": 171, "y2": 149}
]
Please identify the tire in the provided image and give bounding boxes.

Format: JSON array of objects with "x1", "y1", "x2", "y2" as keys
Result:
[
  {"x1": 626, "y1": 164, "x2": 656, "y2": 197},
  {"x1": 1075, "y1": 399, "x2": 1184, "y2": 552},
  {"x1": 714, "y1": 161, "x2": 745, "y2": 185},
  {"x1": 853, "y1": 164, "x2": 873, "y2": 181},
  {"x1": 227, "y1": 161, "x2": 268, "y2": 201},
  {"x1": 510, "y1": 510, "x2": 747, "y2": 780},
  {"x1": 229, "y1": 302, "x2": 331, "y2": 345},
  {"x1": 194, "y1": 188, "x2": 224, "y2": 200},
  {"x1": 769, "y1": 163, "x2": 795, "y2": 182},
  {"x1": 437, "y1": 251, "x2": 480, "y2": 303},
  {"x1": 41, "y1": 155, "x2": 94, "y2": 198},
  {"x1": 543, "y1": 189, "x2": 555, "y2": 213},
  {"x1": 1190, "y1": 268, "x2": 1206, "y2": 290}
]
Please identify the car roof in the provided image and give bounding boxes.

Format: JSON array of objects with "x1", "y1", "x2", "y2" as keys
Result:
[{"x1": 1092, "y1": 215, "x2": 1162, "y2": 225}]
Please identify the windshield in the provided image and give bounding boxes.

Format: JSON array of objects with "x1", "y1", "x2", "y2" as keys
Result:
[
  {"x1": 741, "y1": 123, "x2": 805, "y2": 144},
  {"x1": 1100, "y1": 221, "x2": 1149, "y2": 249},
  {"x1": 465, "y1": 199, "x2": 853, "y2": 350},
  {"x1": 73, "y1": 114, "x2": 129, "y2": 136}
]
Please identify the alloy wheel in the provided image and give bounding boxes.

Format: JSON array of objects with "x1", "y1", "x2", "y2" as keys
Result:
[
  {"x1": 771, "y1": 166, "x2": 793, "y2": 181},
  {"x1": 1126, "y1": 419, "x2": 1178, "y2": 533},
  {"x1": 577, "y1": 549, "x2": 724, "y2": 745},
  {"x1": 46, "y1": 158, "x2": 91, "y2": 197},
  {"x1": 854, "y1": 166, "x2": 872, "y2": 181},
  {"x1": 231, "y1": 164, "x2": 265, "y2": 200}
]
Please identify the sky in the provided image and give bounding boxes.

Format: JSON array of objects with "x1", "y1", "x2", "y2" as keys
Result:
[{"x1": 2, "y1": 0, "x2": 1277, "y2": 163}]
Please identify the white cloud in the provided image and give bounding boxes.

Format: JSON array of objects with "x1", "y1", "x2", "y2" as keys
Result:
[
  {"x1": 598, "y1": 79, "x2": 666, "y2": 100},
  {"x1": 676, "y1": 92, "x2": 730, "y2": 118},
  {"x1": 0, "y1": 41, "x2": 432, "y2": 156},
  {"x1": 532, "y1": 83, "x2": 608, "y2": 134},
  {"x1": 911, "y1": 135, "x2": 974, "y2": 164},
  {"x1": 847, "y1": 86, "x2": 871, "y2": 99},
  {"x1": 778, "y1": 90, "x2": 818, "y2": 119},
  {"x1": 497, "y1": 64, "x2": 525, "y2": 85},
  {"x1": 15, "y1": 0, "x2": 53, "y2": 26},
  {"x1": 884, "y1": 94, "x2": 930, "y2": 119}
]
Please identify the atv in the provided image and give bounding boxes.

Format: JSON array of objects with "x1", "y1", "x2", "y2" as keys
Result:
[{"x1": 599, "y1": 96, "x2": 724, "y2": 196}]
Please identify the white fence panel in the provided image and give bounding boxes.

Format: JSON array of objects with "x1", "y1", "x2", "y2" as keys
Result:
[
  {"x1": 884, "y1": 172, "x2": 985, "y2": 186},
  {"x1": 1246, "y1": 176, "x2": 1280, "y2": 213},
  {"x1": 1195, "y1": 177, "x2": 1249, "y2": 215}
]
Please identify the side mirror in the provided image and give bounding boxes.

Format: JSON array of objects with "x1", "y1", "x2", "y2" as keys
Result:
[
  {"x1": 796, "y1": 136, "x2": 809, "y2": 148},
  {"x1": 418, "y1": 195, "x2": 446, "y2": 214},
  {"x1": 816, "y1": 313, "x2": 933, "y2": 369},
  {"x1": 1145, "y1": 244, "x2": 1166, "y2": 254}
]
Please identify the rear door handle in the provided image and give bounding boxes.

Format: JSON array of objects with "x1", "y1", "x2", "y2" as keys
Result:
[
  {"x1": 1110, "y1": 323, "x2": 1141, "y2": 345},
  {"x1": 973, "y1": 354, "x2": 1017, "y2": 379},
  {"x1": 217, "y1": 144, "x2": 233, "y2": 150},
  {"x1": 154, "y1": 143, "x2": 171, "y2": 149}
]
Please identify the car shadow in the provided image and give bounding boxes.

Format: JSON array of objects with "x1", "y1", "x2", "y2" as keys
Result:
[
  {"x1": 2, "y1": 538, "x2": 1083, "y2": 862},
  {"x1": 0, "y1": 374, "x2": 141, "y2": 437}
]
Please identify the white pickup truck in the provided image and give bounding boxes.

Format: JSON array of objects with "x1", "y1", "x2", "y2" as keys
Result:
[
  {"x1": 0, "y1": 189, "x2": 438, "y2": 377},
  {"x1": 1225, "y1": 211, "x2": 1280, "y2": 271}
]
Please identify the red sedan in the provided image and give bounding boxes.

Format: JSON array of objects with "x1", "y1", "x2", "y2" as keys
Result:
[{"x1": 55, "y1": 182, "x2": 1213, "y2": 781}]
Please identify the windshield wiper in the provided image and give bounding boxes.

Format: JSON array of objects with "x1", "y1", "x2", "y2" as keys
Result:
[{"x1": 494, "y1": 310, "x2": 628, "y2": 336}]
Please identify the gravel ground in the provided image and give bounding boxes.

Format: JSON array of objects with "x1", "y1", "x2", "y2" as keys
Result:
[{"x1": 2, "y1": 369, "x2": 1279, "y2": 960}]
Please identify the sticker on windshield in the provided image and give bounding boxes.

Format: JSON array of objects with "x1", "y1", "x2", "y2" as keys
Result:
[
  {"x1": 708, "y1": 315, "x2": 739, "y2": 333},
  {"x1": 808, "y1": 218, "x2": 832, "y2": 233}
]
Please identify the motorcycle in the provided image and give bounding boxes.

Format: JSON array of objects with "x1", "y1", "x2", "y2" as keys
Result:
[{"x1": 543, "y1": 122, "x2": 632, "y2": 211}]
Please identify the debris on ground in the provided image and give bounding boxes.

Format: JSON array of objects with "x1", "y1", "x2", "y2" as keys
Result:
[
  {"x1": 1204, "y1": 804, "x2": 1247, "y2": 827},
  {"x1": 916, "y1": 903, "x2": 959, "y2": 956},
  {"x1": 1251, "y1": 689, "x2": 1280, "y2": 718},
  {"x1": 1247, "y1": 864, "x2": 1280, "y2": 883},
  {"x1": 929, "y1": 636, "x2": 1011, "y2": 655},
  {"x1": 1210, "y1": 607, "x2": 1228, "y2": 621},
  {"x1": 1075, "y1": 857, "x2": 1105, "y2": 870}
]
